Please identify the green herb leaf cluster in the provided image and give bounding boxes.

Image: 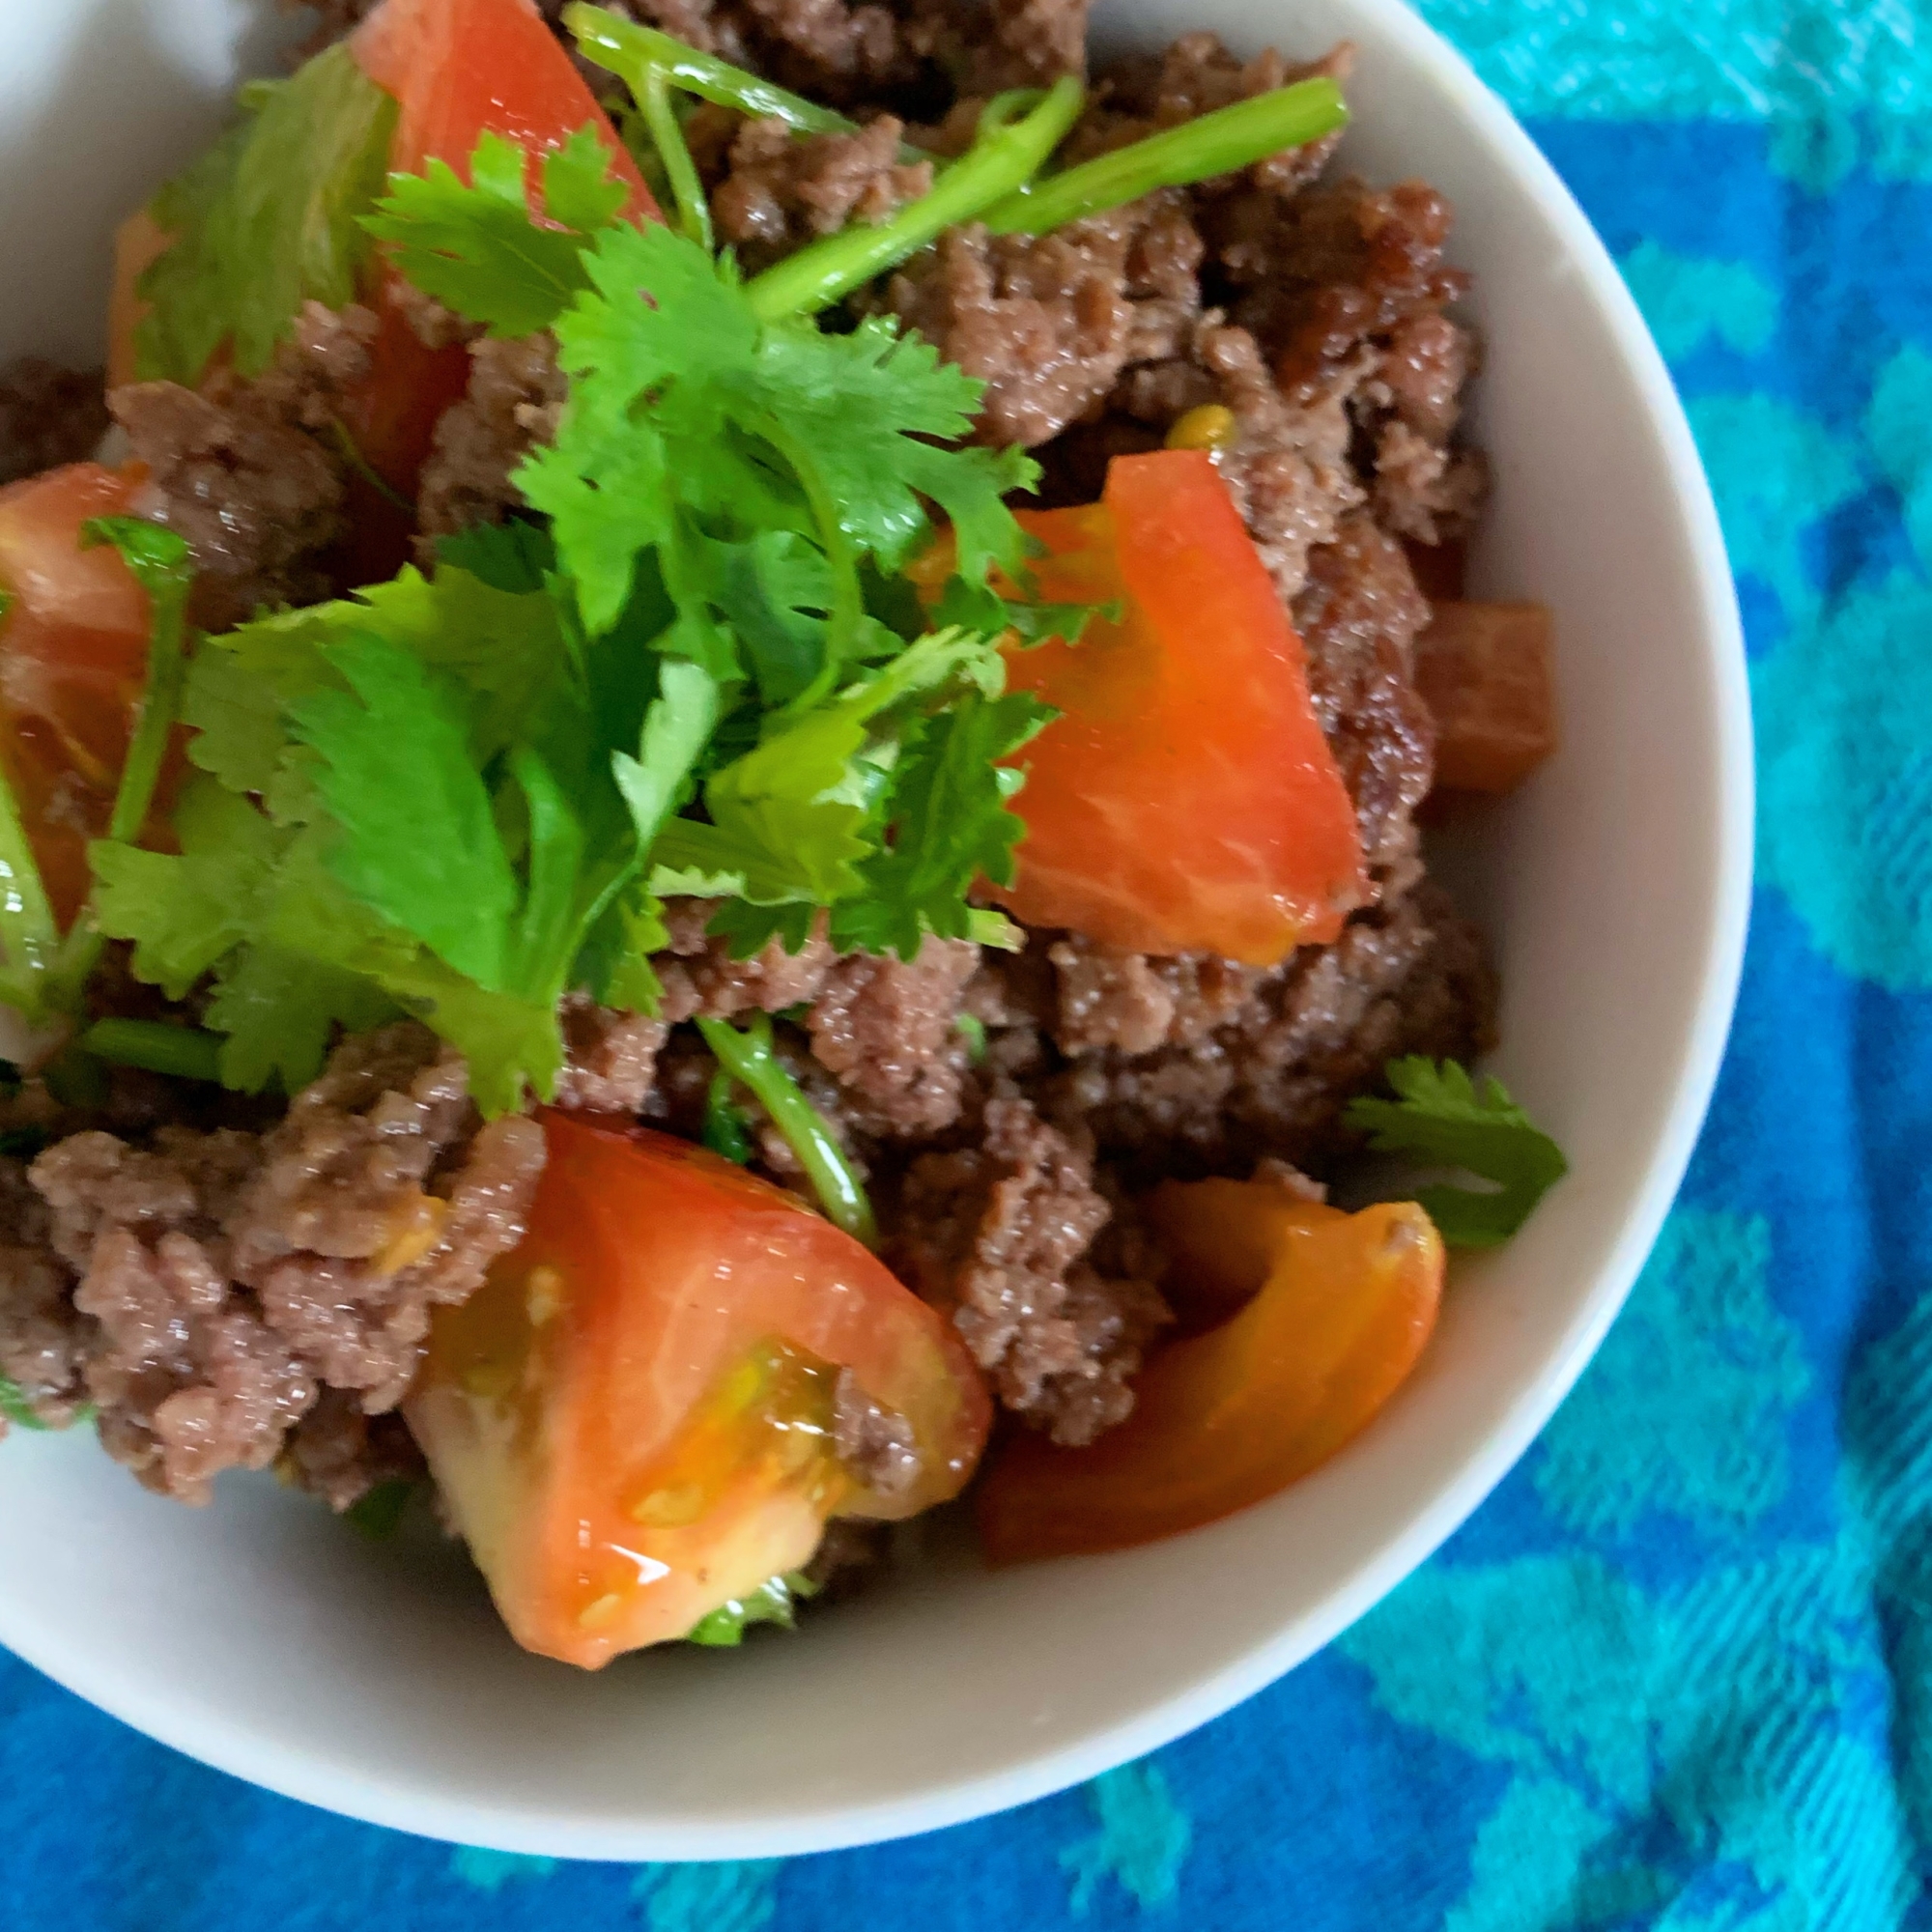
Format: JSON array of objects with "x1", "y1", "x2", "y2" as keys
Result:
[
  {"x1": 359, "y1": 127, "x2": 632, "y2": 338},
  {"x1": 136, "y1": 43, "x2": 399, "y2": 385},
  {"x1": 1344, "y1": 1057, "x2": 1569, "y2": 1248}
]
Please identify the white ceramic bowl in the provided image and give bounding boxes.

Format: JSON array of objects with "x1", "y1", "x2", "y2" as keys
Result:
[{"x1": 0, "y1": 0, "x2": 1749, "y2": 1861}]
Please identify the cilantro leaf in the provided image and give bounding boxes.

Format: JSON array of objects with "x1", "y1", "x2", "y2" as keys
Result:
[
  {"x1": 362, "y1": 127, "x2": 630, "y2": 338},
  {"x1": 93, "y1": 781, "x2": 402, "y2": 1094},
  {"x1": 683, "y1": 1570, "x2": 816, "y2": 1647},
  {"x1": 830, "y1": 687, "x2": 1052, "y2": 957},
  {"x1": 755, "y1": 317, "x2": 1038, "y2": 582},
  {"x1": 186, "y1": 559, "x2": 569, "y2": 814},
  {"x1": 91, "y1": 779, "x2": 282, "y2": 999},
  {"x1": 434, "y1": 519, "x2": 556, "y2": 593},
  {"x1": 289, "y1": 635, "x2": 519, "y2": 990},
  {"x1": 518, "y1": 219, "x2": 1033, "y2": 650},
  {"x1": 651, "y1": 629, "x2": 998, "y2": 909},
  {"x1": 137, "y1": 43, "x2": 398, "y2": 384},
  {"x1": 1344, "y1": 1057, "x2": 1569, "y2": 1248}
]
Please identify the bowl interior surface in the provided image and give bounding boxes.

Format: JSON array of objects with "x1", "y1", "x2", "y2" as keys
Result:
[{"x1": 0, "y1": 0, "x2": 1749, "y2": 1861}]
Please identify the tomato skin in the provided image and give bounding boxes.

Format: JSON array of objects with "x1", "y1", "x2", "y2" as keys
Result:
[
  {"x1": 354, "y1": 0, "x2": 658, "y2": 220},
  {"x1": 409, "y1": 1115, "x2": 991, "y2": 1667},
  {"x1": 976, "y1": 1184, "x2": 1443, "y2": 1564},
  {"x1": 0, "y1": 464, "x2": 160, "y2": 928},
  {"x1": 994, "y1": 449, "x2": 1368, "y2": 966}
]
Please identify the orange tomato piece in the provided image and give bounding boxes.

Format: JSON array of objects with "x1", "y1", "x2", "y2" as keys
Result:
[
  {"x1": 354, "y1": 0, "x2": 658, "y2": 221},
  {"x1": 408, "y1": 1114, "x2": 992, "y2": 1667},
  {"x1": 993, "y1": 449, "x2": 1367, "y2": 965},
  {"x1": 976, "y1": 1181, "x2": 1444, "y2": 1564},
  {"x1": 1413, "y1": 600, "x2": 1558, "y2": 796},
  {"x1": 0, "y1": 464, "x2": 161, "y2": 928}
]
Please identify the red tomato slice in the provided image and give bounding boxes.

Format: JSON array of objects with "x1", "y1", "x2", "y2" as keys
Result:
[
  {"x1": 408, "y1": 1115, "x2": 992, "y2": 1668},
  {"x1": 994, "y1": 449, "x2": 1368, "y2": 966},
  {"x1": 0, "y1": 464, "x2": 160, "y2": 927},
  {"x1": 354, "y1": 0, "x2": 658, "y2": 220},
  {"x1": 977, "y1": 1185, "x2": 1444, "y2": 1564}
]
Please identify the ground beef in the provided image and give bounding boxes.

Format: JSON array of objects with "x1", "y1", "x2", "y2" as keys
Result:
[
  {"x1": 110, "y1": 302, "x2": 367, "y2": 629},
  {"x1": 807, "y1": 940, "x2": 978, "y2": 1136},
  {"x1": 832, "y1": 1366, "x2": 921, "y2": 1500},
  {"x1": 1294, "y1": 512, "x2": 1438, "y2": 889},
  {"x1": 1037, "y1": 881, "x2": 1494, "y2": 1180},
  {"x1": 1046, "y1": 936, "x2": 1266, "y2": 1056},
  {"x1": 654, "y1": 899, "x2": 837, "y2": 1023},
  {"x1": 880, "y1": 192, "x2": 1203, "y2": 449},
  {"x1": 0, "y1": 357, "x2": 109, "y2": 486},
  {"x1": 6, "y1": 1024, "x2": 544, "y2": 1503},
  {"x1": 281, "y1": 1391, "x2": 426, "y2": 1512},
  {"x1": 714, "y1": 116, "x2": 933, "y2": 269},
  {"x1": 891, "y1": 1093, "x2": 1169, "y2": 1444},
  {"x1": 415, "y1": 332, "x2": 566, "y2": 544},
  {"x1": 803, "y1": 1516, "x2": 889, "y2": 1597},
  {"x1": 554, "y1": 995, "x2": 668, "y2": 1115}
]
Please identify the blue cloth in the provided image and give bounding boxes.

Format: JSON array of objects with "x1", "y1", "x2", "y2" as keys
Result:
[{"x1": 10, "y1": 4, "x2": 1932, "y2": 1925}]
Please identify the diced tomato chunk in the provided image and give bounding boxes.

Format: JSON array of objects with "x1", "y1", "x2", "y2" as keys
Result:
[
  {"x1": 1413, "y1": 600, "x2": 1558, "y2": 795},
  {"x1": 354, "y1": 0, "x2": 658, "y2": 220},
  {"x1": 994, "y1": 450, "x2": 1368, "y2": 966},
  {"x1": 409, "y1": 1115, "x2": 991, "y2": 1667},
  {"x1": 977, "y1": 1181, "x2": 1444, "y2": 1563},
  {"x1": 0, "y1": 465, "x2": 160, "y2": 927}
]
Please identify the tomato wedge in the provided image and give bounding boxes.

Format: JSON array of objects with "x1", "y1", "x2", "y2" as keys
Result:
[
  {"x1": 977, "y1": 1180, "x2": 1443, "y2": 1563},
  {"x1": 994, "y1": 449, "x2": 1367, "y2": 965},
  {"x1": 408, "y1": 1114, "x2": 992, "y2": 1667},
  {"x1": 0, "y1": 464, "x2": 160, "y2": 928},
  {"x1": 354, "y1": 0, "x2": 657, "y2": 220}
]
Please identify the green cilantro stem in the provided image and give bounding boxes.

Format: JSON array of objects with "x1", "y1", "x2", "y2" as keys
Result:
[
  {"x1": 569, "y1": 9, "x2": 869, "y2": 145},
  {"x1": 701, "y1": 1066, "x2": 754, "y2": 1165},
  {"x1": 81, "y1": 1019, "x2": 224, "y2": 1084},
  {"x1": 639, "y1": 64, "x2": 713, "y2": 252},
  {"x1": 87, "y1": 523, "x2": 195, "y2": 847},
  {"x1": 44, "y1": 520, "x2": 202, "y2": 1012},
  {"x1": 696, "y1": 1011, "x2": 876, "y2": 1245},
  {"x1": 0, "y1": 762, "x2": 60, "y2": 1015},
  {"x1": 745, "y1": 74, "x2": 1086, "y2": 321},
  {"x1": 980, "y1": 76, "x2": 1349, "y2": 235}
]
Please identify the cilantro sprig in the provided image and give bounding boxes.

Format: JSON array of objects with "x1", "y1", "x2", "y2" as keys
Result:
[{"x1": 1345, "y1": 1058, "x2": 1569, "y2": 1248}]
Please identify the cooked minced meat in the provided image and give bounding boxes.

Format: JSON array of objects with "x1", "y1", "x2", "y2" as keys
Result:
[
  {"x1": 890, "y1": 1093, "x2": 1170, "y2": 1446},
  {"x1": 0, "y1": 1024, "x2": 544, "y2": 1503},
  {"x1": 0, "y1": 356, "x2": 110, "y2": 486},
  {"x1": 1038, "y1": 881, "x2": 1494, "y2": 1180},
  {"x1": 715, "y1": 116, "x2": 933, "y2": 270},
  {"x1": 415, "y1": 332, "x2": 566, "y2": 543},
  {"x1": 110, "y1": 301, "x2": 369, "y2": 629}
]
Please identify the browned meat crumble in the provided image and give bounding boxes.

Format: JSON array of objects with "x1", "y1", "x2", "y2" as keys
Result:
[
  {"x1": 715, "y1": 116, "x2": 934, "y2": 270},
  {"x1": 0, "y1": 356, "x2": 110, "y2": 487},
  {"x1": 415, "y1": 332, "x2": 566, "y2": 545},
  {"x1": 0, "y1": 1024, "x2": 543, "y2": 1504},
  {"x1": 109, "y1": 301, "x2": 369, "y2": 629}
]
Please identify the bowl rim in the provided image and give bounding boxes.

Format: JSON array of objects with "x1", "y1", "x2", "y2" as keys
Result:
[{"x1": 0, "y1": 0, "x2": 1753, "y2": 1863}]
